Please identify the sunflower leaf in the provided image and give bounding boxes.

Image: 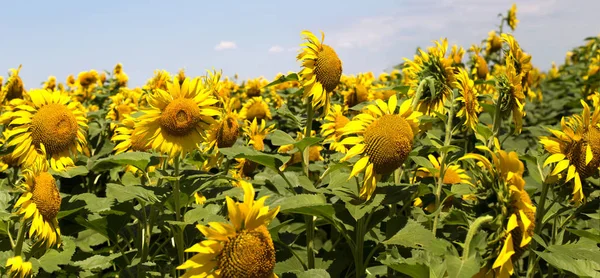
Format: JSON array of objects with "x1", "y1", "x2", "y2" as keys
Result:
[
  {"x1": 90, "y1": 151, "x2": 161, "y2": 172},
  {"x1": 220, "y1": 145, "x2": 290, "y2": 171}
]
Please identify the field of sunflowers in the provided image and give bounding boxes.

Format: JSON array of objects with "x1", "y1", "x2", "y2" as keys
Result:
[{"x1": 0, "y1": 4, "x2": 599, "y2": 278}]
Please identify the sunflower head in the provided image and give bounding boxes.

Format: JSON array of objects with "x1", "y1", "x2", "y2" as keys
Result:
[
  {"x1": 4, "y1": 65, "x2": 25, "y2": 101},
  {"x1": 454, "y1": 67, "x2": 481, "y2": 131},
  {"x1": 77, "y1": 70, "x2": 99, "y2": 88},
  {"x1": 114, "y1": 63, "x2": 123, "y2": 75},
  {"x1": 145, "y1": 69, "x2": 171, "y2": 91},
  {"x1": 6, "y1": 256, "x2": 33, "y2": 278},
  {"x1": 243, "y1": 118, "x2": 275, "y2": 151},
  {"x1": 321, "y1": 104, "x2": 350, "y2": 153},
  {"x1": 240, "y1": 96, "x2": 272, "y2": 122},
  {"x1": 507, "y1": 3, "x2": 519, "y2": 31},
  {"x1": 343, "y1": 74, "x2": 372, "y2": 108},
  {"x1": 205, "y1": 99, "x2": 241, "y2": 151},
  {"x1": 297, "y1": 30, "x2": 343, "y2": 112},
  {"x1": 66, "y1": 74, "x2": 76, "y2": 87},
  {"x1": 178, "y1": 181, "x2": 279, "y2": 277},
  {"x1": 486, "y1": 31, "x2": 503, "y2": 56},
  {"x1": 403, "y1": 38, "x2": 456, "y2": 115},
  {"x1": 43, "y1": 76, "x2": 57, "y2": 91},
  {"x1": 495, "y1": 60, "x2": 525, "y2": 133}
]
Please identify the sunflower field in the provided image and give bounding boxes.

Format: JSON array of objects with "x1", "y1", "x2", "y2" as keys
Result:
[{"x1": 0, "y1": 4, "x2": 599, "y2": 278}]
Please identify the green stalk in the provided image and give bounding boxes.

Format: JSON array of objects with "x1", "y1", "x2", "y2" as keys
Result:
[
  {"x1": 488, "y1": 92, "x2": 503, "y2": 149},
  {"x1": 432, "y1": 91, "x2": 455, "y2": 234},
  {"x1": 462, "y1": 215, "x2": 493, "y2": 259},
  {"x1": 303, "y1": 99, "x2": 316, "y2": 269},
  {"x1": 172, "y1": 156, "x2": 185, "y2": 272},
  {"x1": 411, "y1": 78, "x2": 429, "y2": 111},
  {"x1": 13, "y1": 219, "x2": 27, "y2": 256},
  {"x1": 355, "y1": 216, "x2": 366, "y2": 277},
  {"x1": 526, "y1": 181, "x2": 550, "y2": 277}
]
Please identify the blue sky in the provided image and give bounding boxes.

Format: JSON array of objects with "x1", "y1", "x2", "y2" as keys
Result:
[{"x1": 1, "y1": 0, "x2": 599, "y2": 89}]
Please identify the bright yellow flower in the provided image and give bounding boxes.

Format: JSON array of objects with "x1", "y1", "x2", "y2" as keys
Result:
[
  {"x1": 14, "y1": 151, "x2": 62, "y2": 248},
  {"x1": 43, "y1": 76, "x2": 57, "y2": 91},
  {"x1": 539, "y1": 98, "x2": 600, "y2": 203},
  {"x1": 1, "y1": 65, "x2": 25, "y2": 103},
  {"x1": 239, "y1": 96, "x2": 272, "y2": 122},
  {"x1": 415, "y1": 154, "x2": 473, "y2": 186},
  {"x1": 278, "y1": 130, "x2": 324, "y2": 170},
  {"x1": 454, "y1": 67, "x2": 482, "y2": 131},
  {"x1": 506, "y1": 3, "x2": 519, "y2": 31},
  {"x1": 496, "y1": 59, "x2": 526, "y2": 134},
  {"x1": 4, "y1": 89, "x2": 88, "y2": 171},
  {"x1": 342, "y1": 73, "x2": 372, "y2": 108},
  {"x1": 243, "y1": 118, "x2": 275, "y2": 152},
  {"x1": 111, "y1": 116, "x2": 150, "y2": 155},
  {"x1": 486, "y1": 31, "x2": 502, "y2": 56},
  {"x1": 204, "y1": 98, "x2": 240, "y2": 152},
  {"x1": 177, "y1": 181, "x2": 280, "y2": 278},
  {"x1": 339, "y1": 95, "x2": 421, "y2": 200},
  {"x1": 403, "y1": 38, "x2": 456, "y2": 115},
  {"x1": 321, "y1": 104, "x2": 351, "y2": 153},
  {"x1": 6, "y1": 256, "x2": 33, "y2": 278},
  {"x1": 135, "y1": 76, "x2": 219, "y2": 158},
  {"x1": 297, "y1": 30, "x2": 343, "y2": 113}
]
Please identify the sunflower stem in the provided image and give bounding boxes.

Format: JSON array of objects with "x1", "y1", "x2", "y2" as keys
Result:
[
  {"x1": 432, "y1": 90, "x2": 455, "y2": 234},
  {"x1": 354, "y1": 216, "x2": 367, "y2": 277},
  {"x1": 488, "y1": 92, "x2": 503, "y2": 149},
  {"x1": 411, "y1": 78, "x2": 429, "y2": 111},
  {"x1": 462, "y1": 215, "x2": 493, "y2": 260},
  {"x1": 172, "y1": 156, "x2": 185, "y2": 273},
  {"x1": 526, "y1": 180, "x2": 550, "y2": 278},
  {"x1": 13, "y1": 219, "x2": 27, "y2": 257},
  {"x1": 303, "y1": 98, "x2": 316, "y2": 269}
]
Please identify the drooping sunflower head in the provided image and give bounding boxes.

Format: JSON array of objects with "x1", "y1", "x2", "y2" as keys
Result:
[
  {"x1": 340, "y1": 95, "x2": 421, "y2": 200},
  {"x1": 15, "y1": 152, "x2": 62, "y2": 248},
  {"x1": 77, "y1": 70, "x2": 99, "y2": 88},
  {"x1": 135, "y1": 76, "x2": 220, "y2": 158},
  {"x1": 506, "y1": 3, "x2": 519, "y2": 31},
  {"x1": 178, "y1": 181, "x2": 279, "y2": 278},
  {"x1": 502, "y1": 34, "x2": 532, "y2": 80},
  {"x1": 4, "y1": 89, "x2": 88, "y2": 171},
  {"x1": 486, "y1": 31, "x2": 503, "y2": 56},
  {"x1": 403, "y1": 38, "x2": 456, "y2": 115},
  {"x1": 6, "y1": 256, "x2": 33, "y2": 278},
  {"x1": 204, "y1": 99, "x2": 241, "y2": 151},
  {"x1": 342, "y1": 73, "x2": 372, "y2": 108},
  {"x1": 297, "y1": 30, "x2": 343, "y2": 113},
  {"x1": 321, "y1": 104, "x2": 351, "y2": 153},
  {"x1": 43, "y1": 76, "x2": 57, "y2": 91},
  {"x1": 495, "y1": 59, "x2": 526, "y2": 134},
  {"x1": 454, "y1": 67, "x2": 482, "y2": 131},
  {"x1": 145, "y1": 69, "x2": 172, "y2": 91},
  {"x1": 243, "y1": 118, "x2": 275, "y2": 152},
  {"x1": 3, "y1": 65, "x2": 25, "y2": 101},
  {"x1": 239, "y1": 96, "x2": 272, "y2": 122}
]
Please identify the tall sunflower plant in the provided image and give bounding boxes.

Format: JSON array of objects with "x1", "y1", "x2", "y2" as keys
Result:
[{"x1": 1, "y1": 4, "x2": 600, "y2": 278}]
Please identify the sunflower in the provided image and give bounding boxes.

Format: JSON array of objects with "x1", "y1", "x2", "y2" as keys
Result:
[
  {"x1": 342, "y1": 73, "x2": 372, "y2": 108},
  {"x1": 4, "y1": 89, "x2": 88, "y2": 171},
  {"x1": 450, "y1": 45, "x2": 465, "y2": 66},
  {"x1": 43, "y1": 76, "x2": 57, "y2": 91},
  {"x1": 244, "y1": 77, "x2": 267, "y2": 98},
  {"x1": 502, "y1": 34, "x2": 532, "y2": 81},
  {"x1": 539, "y1": 98, "x2": 600, "y2": 203},
  {"x1": 244, "y1": 118, "x2": 275, "y2": 152},
  {"x1": 454, "y1": 67, "x2": 482, "y2": 131},
  {"x1": 177, "y1": 180, "x2": 280, "y2": 278},
  {"x1": 239, "y1": 97, "x2": 272, "y2": 122},
  {"x1": 145, "y1": 69, "x2": 172, "y2": 91},
  {"x1": 6, "y1": 256, "x2": 33, "y2": 278},
  {"x1": 278, "y1": 130, "x2": 324, "y2": 169},
  {"x1": 369, "y1": 84, "x2": 397, "y2": 102},
  {"x1": 403, "y1": 38, "x2": 456, "y2": 115},
  {"x1": 0, "y1": 131, "x2": 20, "y2": 171},
  {"x1": 106, "y1": 89, "x2": 141, "y2": 130},
  {"x1": 113, "y1": 63, "x2": 129, "y2": 87},
  {"x1": 76, "y1": 70, "x2": 99, "y2": 89},
  {"x1": 112, "y1": 116, "x2": 150, "y2": 154},
  {"x1": 469, "y1": 45, "x2": 489, "y2": 80},
  {"x1": 66, "y1": 74, "x2": 76, "y2": 88},
  {"x1": 415, "y1": 154, "x2": 473, "y2": 185},
  {"x1": 320, "y1": 104, "x2": 350, "y2": 153},
  {"x1": 339, "y1": 95, "x2": 421, "y2": 200},
  {"x1": 1, "y1": 65, "x2": 25, "y2": 102},
  {"x1": 297, "y1": 30, "x2": 343, "y2": 113},
  {"x1": 135, "y1": 76, "x2": 219, "y2": 158},
  {"x1": 461, "y1": 144, "x2": 535, "y2": 277},
  {"x1": 204, "y1": 99, "x2": 240, "y2": 152},
  {"x1": 14, "y1": 150, "x2": 62, "y2": 248},
  {"x1": 496, "y1": 59, "x2": 526, "y2": 134},
  {"x1": 485, "y1": 31, "x2": 503, "y2": 56},
  {"x1": 506, "y1": 4, "x2": 518, "y2": 31}
]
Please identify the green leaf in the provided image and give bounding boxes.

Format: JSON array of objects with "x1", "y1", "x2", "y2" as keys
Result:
[
  {"x1": 51, "y1": 165, "x2": 89, "y2": 178},
  {"x1": 70, "y1": 193, "x2": 113, "y2": 213},
  {"x1": 379, "y1": 252, "x2": 430, "y2": 278},
  {"x1": 411, "y1": 156, "x2": 434, "y2": 169},
  {"x1": 106, "y1": 183, "x2": 159, "y2": 204},
  {"x1": 567, "y1": 229, "x2": 600, "y2": 243},
  {"x1": 269, "y1": 130, "x2": 296, "y2": 146},
  {"x1": 345, "y1": 194, "x2": 384, "y2": 221},
  {"x1": 445, "y1": 255, "x2": 480, "y2": 278},
  {"x1": 298, "y1": 269, "x2": 330, "y2": 278},
  {"x1": 535, "y1": 251, "x2": 600, "y2": 277},
  {"x1": 294, "y1": 137, "x2": 324, "y2": 153},
  {"x1": 72, "y1": 253, "x2": 121, "y2": 272},
  {"x1": 384, "y1": 220, "x2": 451, "y2": 256},
  {"x1": 275, "y1": 194, "x2": 334, "y2": 221},
  {"x1": 274, "y1": 257, "x2": 305, "y2": 275},
  {"x1": 91, "y1": 151, "x2": 159, "y2": 172},
  {"x1": 264, "y1": 73, "x2": 299, "y2": 88},
  {"x1": 220, "y1": 145, "x2": 290, "y2": 171},
  {"x1": 35, "y1": 236, "x2": 76, "y2": 273}
]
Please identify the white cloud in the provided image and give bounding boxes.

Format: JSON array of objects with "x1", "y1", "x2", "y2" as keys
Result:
[
  {"x1": 214, "y1": 41, "x2": 237, "y2": 51},
  {"x1": 268, "y1": 45, "x2": 284, "y2": 53},
  {"x1": 287, "y1": 47, "x2": 300, "y2": 52}
]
